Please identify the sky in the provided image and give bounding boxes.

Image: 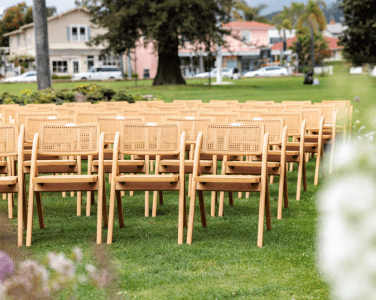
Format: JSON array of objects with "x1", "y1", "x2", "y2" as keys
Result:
[{"x1": 0, "y1": 0, "x2": 339, "y2": 16}]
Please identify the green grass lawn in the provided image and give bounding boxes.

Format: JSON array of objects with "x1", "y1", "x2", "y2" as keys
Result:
[{"x1": 0, "y1": 66, "x2": 373, "y2": 299}]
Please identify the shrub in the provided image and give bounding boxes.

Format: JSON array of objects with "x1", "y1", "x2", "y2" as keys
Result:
[{"x1": 52, "y1": 75, "x2": 72, "y2": 80}]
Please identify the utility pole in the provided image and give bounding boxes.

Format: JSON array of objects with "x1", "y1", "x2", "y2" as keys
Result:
[{"x1": 33, "y1": 0, "x2": 51, "y2": 90}]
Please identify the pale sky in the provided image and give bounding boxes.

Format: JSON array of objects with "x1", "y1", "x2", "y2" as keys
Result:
[{"x1": 1, "y1": 0, "x2": 339, "y2": 16}]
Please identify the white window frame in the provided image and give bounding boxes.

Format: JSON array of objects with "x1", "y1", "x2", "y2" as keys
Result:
[
  {"x1": 69, "y1": 25, "x2": 89, "y2": 42},
  {"x1": 72, "y1": 59, "x2": 80, "y2": 74},
  {"x1": 52, "y1": 60, "x2": 68, "y2": 73}
]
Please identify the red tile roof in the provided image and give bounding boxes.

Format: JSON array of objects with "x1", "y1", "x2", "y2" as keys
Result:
[
  {"x1": 223, "y1": 21, "x2": 274, "y2": 28},
  {"x1": 271, "y1": 36, "x2": 343, "y2": 50}
]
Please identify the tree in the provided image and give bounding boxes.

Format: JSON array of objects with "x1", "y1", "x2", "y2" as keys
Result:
[
  {"x1": 89, "y1": 0, "x2": 233, "y2": 86},
  {"x1": 0, "y1": 2, "x2": 57, "y2": 47},
  {"x1": 33, "y1": 0, "x2": 52, "y2": 90},
  {"x1": 290, "y1": 28, "x2": 332, "y2": 67},
  {"x1": 297, "y1": 0, "x2": 326, "y2": 71},
  {"x1": 339, "y1": 0, "x2": 376, "y2": 66},
  {"x1": 232, "y1": 1, "x2": 269, "y2": 23}
]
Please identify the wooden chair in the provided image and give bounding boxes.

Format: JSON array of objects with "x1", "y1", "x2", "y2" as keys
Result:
[
  {"x1": 173, "y1": 100, "x2": 202, "y2": 109},
  {"x1": 231, "y1": 109, "x2": 268, "y2": 119},
  {"x1": 139, "y1": 111, "x2": 179, "y2": 122},
  {"x1": 75, "y1": 111, "x2": 118, "y2": 124},
  {"x1": 0, "y1": 124, "x2": 25, "y2": 247},
  {"x1": 186, "y1": 123, "x2": 271, "y2": 247},
  {"x1": 26, "y1": 124, "x2": 106, "y2": 246},
  {"x1": 197, "y1": 111, "x2": 237, "y2": 123},
  {"x1": 107, "y1": 123, "x2": 187, "y2": 244},
  {"x1": 235, "y1": 118, "x2": 288, "y2": 219}
]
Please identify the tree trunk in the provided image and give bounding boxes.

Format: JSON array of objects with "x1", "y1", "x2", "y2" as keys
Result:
[
  {"x1": 153, "y1": 34, "x2": 186, "y2": 86},
  {"x1": 310, "y1": 23, "x2": 315, "y2": 74},
  {"x1": 33, "y1": 0, "x2": 51, "y2": 90}
]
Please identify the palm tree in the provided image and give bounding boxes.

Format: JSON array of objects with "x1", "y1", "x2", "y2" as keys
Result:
[
  {"x1": 232, "y1": 1, "x2": 269, "y2": 23},
  {"x1": 33, "y1": 0, "x2": 51, "y2": 90},
  {"x1": 297, "y1": 0, "x2": 327, "y2": 72}
]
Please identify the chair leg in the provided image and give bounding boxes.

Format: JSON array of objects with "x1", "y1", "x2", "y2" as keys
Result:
[
  {"x1": 145, "y1": 191, "x2": 149, "y2": 217},
  {"x1": 86, "y1": 191, "x2": 92, "y2": 217},
  {"x1": 283, "y1": 170, "x2": 289, "y2": 208},
  {"x1": 257, "y1": 185, "x2": 266, "y2": 248},
  {"x1": 115, "y1": 190, "x2": 124, "y2": 228},
  {"x1": 314, "y1": 149, "x2": 321, "y2": 186},
  {"x1": 303, "y1": 159, "x2": 307, "y2": 192},
  {"x1": 265, "y1": 181, "x2": 272, "y2": 231},
  {"x1": 96, "y1": 183, "x2": 103, "y2": 245},
  {"x1": 219, "y1": 191, "x2": 225, "y2": 217},
  {"x1": 211, "y1": 191, "x2": 216, "y2": 217},
  {"x1": 246, "y1": 192, "x2": 250, "y2": 198},
  {"x1": 8, "y1": 192, "x2": 13, "y2": 219},
  {"x1": 102, "y1": 182, "x2": 108, "y2": 228},
  {"x1": 77, "y1": 190, "x2": 82, "y2": 217},
  {"x1": 277, "y1": 174, "x2": 284, "y2": 220},
  {"x1": 18, "y1": 189, "x2": 23, "y2": 247},
  {"x1": 296, "y1": 160, "x2": 303, "y2": 201},
  {"x1": 270, "y1": 175, "x2": 274, "y2": 184},
  {"x1": 35, "y1": 192, "x2": 45, "y2": 229},
  {"x1": 183, "y1": 189, "x2": 187, "y2": 228},
  {"x1": 198, "y1": 191, "x2": 207, "y2": 227},
  {"x1": 23, "y1": 178, "x2": 27, "y2": 230},
  {"x1": 187, "y1": 185, "x2": 197, "y2": 244},
  {"x1": 159, "y1": 191, "x2": 163, "y2": 205},
  {"x1": 107, "y1": 185, "x2": 117, "y2": 244},
  {"x1": 238, "y1": 192, "x2": 242, "y2": 198},
  {"x1": 26, "y1": 184, "x2": 35, "y2": 247},
  {"x1": 178, "y1": 184, "x2": 185, "y2": 245},
  {"x1": 152, "y1": 191, "x2": 158, "y2": 217}
]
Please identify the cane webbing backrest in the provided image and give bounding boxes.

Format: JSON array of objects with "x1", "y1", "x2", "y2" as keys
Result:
[
  {"x1": 173, "y1": 100, "x2": 202, "y2": 109},
  {"x1": 245, "y1": 101, "x2": 274, "y2": 105},
  {"x1": 322, "y1": 100, "x2": 351, "y2": 110},
  {"x1": 75, "y1": 111, "x2": 117, "y2": 124},
  {"x1": 178, "y1": 109, "x2": 211, "y2": 117},
  {"x1": 203, "y1": 123, "x2": 264, "y2": 155},
  {"x1": 62, "y1": 102, "x2": 92, "y2": 108},
  {"x1": 209, "y1": 100, "x2": 239, "y2": 104},
  {"x1": 198, "y1": 112, "x2": 237, "y2": 123},
  {"x1": 155, "y1": 105, "x2": 187, "y2": 111},
  {"x1": 4, "y1": 108, "x2": 38, "y2": 122},
  {"x1": 300, "y1": 109, "x2": 321, "y2": 130},
  {"x1": 145, "y1": 101, "x2": 165, "y2": 109},
  {"x1": 197, "y1": 104, "x2": 237, "y2": 112},
  {"x1": 120, "y1": 123, "x2": 181, "y2": 155},
  {"x1": 55, "y1": 107, "x2": 70, "y2": 117},
  {"x1": 260, "y1": 112, "x2": 302, "y2": 135},
  {"x1": 139, "y1": 111, "x2": 179, "y2": 123},
  {"x1": 282, "y1": 101, "x2": 311, "y2": 105},
  {"x1": 165, "y1": 117, "x2": 213, "y2": 143},
  {"x1": 232, "y1": 109, "x2": 268, "y2": 119},
  {"x1": 123, "y1": 108, "x2": 147, "y2": 117},
  {"x1": 25, "y1": 116, "x2": 75, "y2": 143},
  {"x1": 16, "y1": 112, "x2": 59, "y2": 130},
  {"x1": 235, "y1": 118, "x2": 283, "y2": 145},
  {"x1": 39, "y1": 124, "x2": 99, "y2": 156},
  {"x1": 0, "y1": 124, "x2": 17, "y2": 157},
  {"x1": 96, "y1": 116, "x2": 144, "y2": 143},
  {"x1": 264, "y1": 106, "x2": 286, "y2": 113},
  {"x1": 306, "y1": 105, "x2": 335, "y2": 124}
]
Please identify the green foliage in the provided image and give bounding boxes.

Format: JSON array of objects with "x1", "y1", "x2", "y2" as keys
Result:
[
  {"x1": 124, "y1": 73, "x2": 139, "y2": 79},
  {"x1": 88, "y1": 0, "x2": 234, "y2": 86},
  {"x1": 290, "y1": 29, "x2": 332, "y2": 66},
  {"x1": 339, "y1": 0, "x2": 376, "y2": 66},
  {"x1": 51, "y1": 75, "x2": 72, "y2": 80},
  {"x1": 232, "y1": 1, "x2": 269, "y2": 23}
]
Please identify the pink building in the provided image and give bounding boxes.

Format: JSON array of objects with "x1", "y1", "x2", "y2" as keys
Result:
[{"x1": 127, "y1": 21, "x2": 274, "y2": 79}]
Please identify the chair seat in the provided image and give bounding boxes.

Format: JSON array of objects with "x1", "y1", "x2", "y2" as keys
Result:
[
  {"x1": 195, "y1": 175, "x2": 261, "y2": 183},
  {"x1": 114, "y1": 174, "x2": 179, "y2": 182},
  {"x1": 24, "y1": 160, "x2": 76, "y2": 167},
  {"x1": 33, "y1": 175, "x2": 98, "y2": 184},
  {"x1": 0, "y1": 176, "x2": 17, "y2": 185}
]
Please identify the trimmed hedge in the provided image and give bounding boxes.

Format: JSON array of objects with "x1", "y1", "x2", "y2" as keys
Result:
[{"x1": 0, "y1": 84, "x2": 148, "y2": 105}]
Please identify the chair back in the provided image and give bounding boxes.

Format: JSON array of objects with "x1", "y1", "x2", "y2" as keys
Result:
[
  {"x1": 198, "y1": 112, "x2": 237, "y2": 122},
  {"x1": 16, "y1": 112, "x2": 59, "y2": 131},
  {"x1": 75, "y1": 111, "x2": 117, "y2": 123},
  {"x1": 165, "y1": 117, "x2": 213, "y2": 143},
  {"x1": 38, "y1": 124, "x2": 99, "y2": 156},
  {"x1": 235, "y1": 118, "x2": 283, "y2": 145},
  {"x1": 0, "y1": 124, "x2": 18, "y2": 157},
  {"x1": 119, "y1": 123, "x2": 181, "y2": 155},
  {"x1": 260, "y1": 112, "x2": 302, "y2": 135},
  {"x1": 139, "y1": 111, "x2": 179, "y2": 123},
  {"x1": 96, "y1": 116, "x2": 144, "y2": 143},
  {"x1": 25, "y1": 116, "x2": 75, "y2": 143},
  {"x1": 203, "y1": 123, "x2": 264, "y2": 155}
]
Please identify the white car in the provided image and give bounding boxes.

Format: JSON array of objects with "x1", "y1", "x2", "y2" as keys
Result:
[
  {"x1": 244, "y1": 66, "x2": 288, "y2": 77},
  {"x1": 72, "y1": 66, "x2": 123, "y2": 81},
  {"x1": 4, "y1": 71, "x2": 37, "y2": 83},
  {"x1": 193, "y1": 68, "x2": 238, "y2": 79}
]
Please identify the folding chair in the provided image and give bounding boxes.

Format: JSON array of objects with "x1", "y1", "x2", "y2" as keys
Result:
[
  {"x1": 107, "y1": 123, "x2": 187, "y2": 244},
  {"x1": 26, "y1": 124, "x2": 105, "y2": 246},
  {"x1": 186, "y1": 123, "x2": 271, "y2": 247}
]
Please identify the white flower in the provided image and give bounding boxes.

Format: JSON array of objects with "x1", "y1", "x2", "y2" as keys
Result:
[
  {"x1": 48, "y1": 252, "x2": 75, "y2": 278},
  {"x1": 73, "y1": 247, "x2": 83, "y2": 263}
]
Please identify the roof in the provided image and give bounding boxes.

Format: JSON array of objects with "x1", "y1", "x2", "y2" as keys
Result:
[
  {"x1": 270, "y1": 36, "x2": 343, "y2": 51},
  {"x1": 223, "y1": 21, "x2": 274, "y2": 29},
  {"x1": 4, "y1": 6, "x2": 89, "y2": 37}
]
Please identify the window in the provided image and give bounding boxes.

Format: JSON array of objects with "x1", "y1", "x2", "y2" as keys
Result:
[
  {"x1": 269, "y1": 37, "x2": 283, "y2": 45},
  {"x1": 68, "y1": 25, "x2": 89, "y2": 42},
  {"x1": 52, "y1": 61, "x2": 68, "y2": 73},
  {"x1": 87, "y1": 55, "x2": 95, "y2": 70},
  {"x1": 241, "y1": 31, "x2": 251, "y2": 43},
  {"x1": 99, "y1": 55, "x2": 120, "y2": 67}
]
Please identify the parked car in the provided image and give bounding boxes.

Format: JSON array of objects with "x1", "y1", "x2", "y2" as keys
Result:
[
  {"x1": 4, "y1": 71, "x2": 37, "y2": 83},
  {"x1": 244, "y1": 66, "x2": 288, "y2": 77},
  {"x1": 71, "y1": 66, "x2": 123, "y2": 81},
  {"x1": 193, "y1": 68, "x2": 239, "y2": 79}
]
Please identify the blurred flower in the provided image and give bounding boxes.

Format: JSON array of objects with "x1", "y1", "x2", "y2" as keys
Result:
[
  {"x1": 72, "y1": 247, "x2": 83, "y2": 263},
  {"x1": 354, "y1": 96, "x2": 361, "y2": 102},
  {"x1": 85, "y1": 264, "x2": 111, "y2": 288},
  {"x1": 0, "y1": 252, "x2": 14, "y2": 282},
  {"x1": 48, "y1": 252, "x2": 75, "y2": 278}
]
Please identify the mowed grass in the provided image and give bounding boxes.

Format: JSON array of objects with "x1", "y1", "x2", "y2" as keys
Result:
[{"x1": 0, "y1": 64, "x2": 373, "y2": 299}]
